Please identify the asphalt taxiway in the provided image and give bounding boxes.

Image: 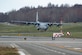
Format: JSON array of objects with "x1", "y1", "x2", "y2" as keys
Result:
[{"x1": 0, "y1": 36, "x2": 82, "y2": 55}]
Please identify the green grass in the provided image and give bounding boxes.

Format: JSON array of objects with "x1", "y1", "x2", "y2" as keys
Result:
[
  {"x1": 0, "y1": 23, "x2": 82, "y2": 38},
  {"x1": 0, "y1": 24, "x2": 38, "y2": 33}
]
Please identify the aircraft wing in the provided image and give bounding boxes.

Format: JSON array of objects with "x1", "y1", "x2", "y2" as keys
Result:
[
  {"x1": 53, "y1": 23, "x2": 62, "y2": 26},
  {"x1": 47, "y1": 23, "x2": 62, "y2": 27},
  {"x1": 10, "y1": 21, "x2": 62, "y2": 26},
  {"x1": 10, "y1": 21, "x2": 38, "y2": 25}
]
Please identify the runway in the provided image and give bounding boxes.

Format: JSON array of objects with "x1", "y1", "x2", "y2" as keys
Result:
[{"x1": 0, "y1": 36, "x2": 82, "y2": 55}]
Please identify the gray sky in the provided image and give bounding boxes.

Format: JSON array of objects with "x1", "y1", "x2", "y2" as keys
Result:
[{"x1": 0, "y1": 0, "x2": 82, "y2": 13}]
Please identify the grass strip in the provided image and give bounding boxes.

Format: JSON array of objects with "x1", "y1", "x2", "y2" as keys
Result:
[{"x1": 0, "y1": 46, "x2": 19, "y2": 55}]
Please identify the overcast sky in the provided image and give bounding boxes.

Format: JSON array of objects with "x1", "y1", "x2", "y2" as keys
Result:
[{"x1": 0, "y1": 0, "x2": 82, "y2": 13}]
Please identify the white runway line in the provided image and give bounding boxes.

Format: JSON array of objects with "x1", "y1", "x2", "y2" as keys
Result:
[
  {"x1": 10, "y1": 44, "x2": 26, "y2": 55},
  {"x1": 18, "y1": 51, "x2": 26, "y2": 55},
  {"x1": 10, "y1": 44, "x2": 15, "y2": 48},
  {"x1": 10, "y1": 43, "x2": 20, "y2": 48},
  {"x1": 74, "y1": 48, "x2": 82, "y2": 50},
  {"x1": 30, "y1": 43, "x2": 66, "y2": 55}
]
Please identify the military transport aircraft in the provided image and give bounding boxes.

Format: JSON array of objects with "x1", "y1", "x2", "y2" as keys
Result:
[{"x1": 10, "y1": 12, "x2": 62, "y2": 31}]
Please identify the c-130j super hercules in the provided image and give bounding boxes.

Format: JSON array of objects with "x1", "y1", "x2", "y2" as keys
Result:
[{"x1": 11, "y1": 11, "x2": 62, "y2": 31}]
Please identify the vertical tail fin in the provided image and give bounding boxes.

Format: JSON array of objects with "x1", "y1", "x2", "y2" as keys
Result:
[{"x1": 36, "y1": 11, "x2": 39, "y2": 22}]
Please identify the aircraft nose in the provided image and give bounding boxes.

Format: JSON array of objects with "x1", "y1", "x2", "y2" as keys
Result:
[{"x1": 43, "y1": 26, "x2": 48, "y2": 29}]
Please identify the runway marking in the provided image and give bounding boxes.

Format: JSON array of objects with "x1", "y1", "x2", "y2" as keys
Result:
[
  {"x1": 10, "y1": 44, "x2": 15, "y2": 48},
  {"x1": 30, "y1": 43, "x2": 66, "y2": 55},
  {"x1": 44, "y1": 43, "x2": 82, "y2": 53},
  {"x1": 10, "y1": 43, "x2": 20, "y2": 48},
  {"x1": 67, "y1": 48, "x2": 82, "y2": 52},
  {"x1": 18, "y1": 51, "x2": 25, "y2": 55},
  {"x1": 10, "y1": 44, "x2": 26, "y2": 55},
  {"x1": 74, "y1": 48, "x2": 82, "y2": 50},
  {"x1": 10, "y1": 43, "x2": 31, "y2": 55}
]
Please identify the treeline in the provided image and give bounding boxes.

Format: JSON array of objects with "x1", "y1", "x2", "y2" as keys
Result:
[{"x1": 0, "y1": 3, "x2": 82, "y2": 23}]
